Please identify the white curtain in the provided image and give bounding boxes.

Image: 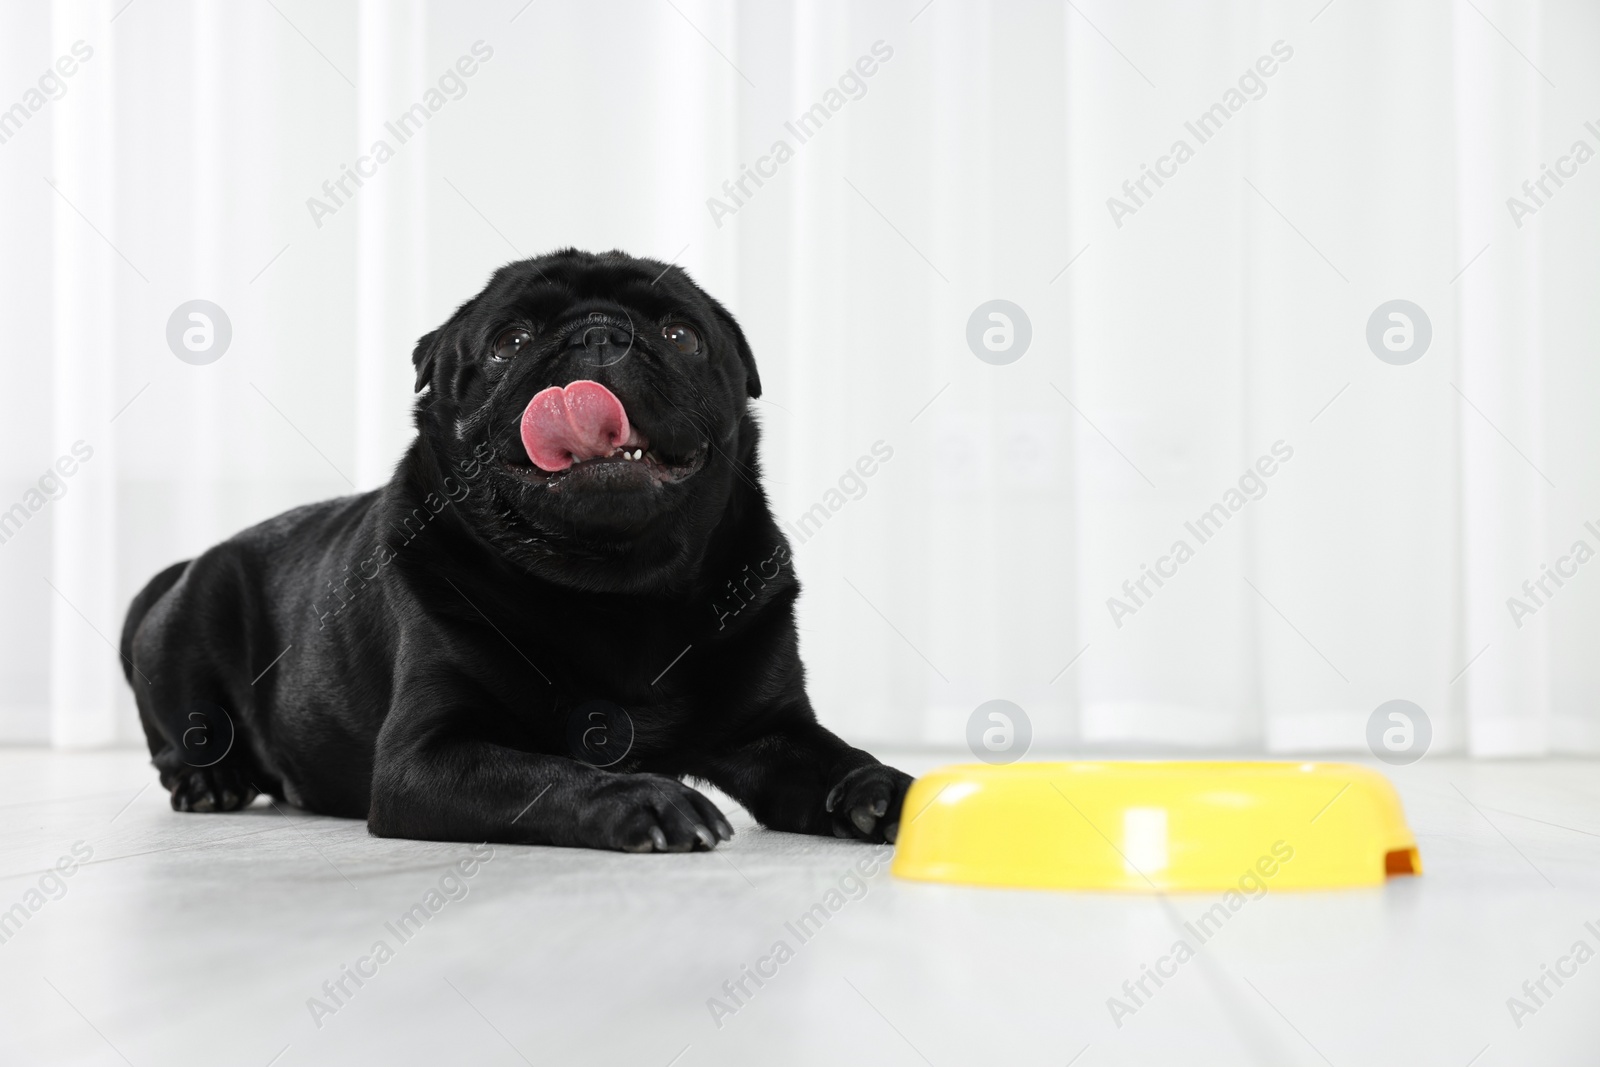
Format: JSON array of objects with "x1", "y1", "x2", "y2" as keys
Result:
[{"x1": 2, "y1": 0, "x2": 1595, "y2": 757}]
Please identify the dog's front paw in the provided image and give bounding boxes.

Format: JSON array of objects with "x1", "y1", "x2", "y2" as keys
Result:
[
  {"x1": 824, "y1": 764, "x2": 913, "y2": 844},
  {"x1": 165, "y1": 767, "x2": 259, "y2": 813},
  {"x1": 581, "y1": 774, "x2": 735, "y2": 853}
]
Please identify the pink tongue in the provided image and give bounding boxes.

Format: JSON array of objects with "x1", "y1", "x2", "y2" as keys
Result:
[{"x1": 520, "y1": 380, "x2": 631, "y2": 472}]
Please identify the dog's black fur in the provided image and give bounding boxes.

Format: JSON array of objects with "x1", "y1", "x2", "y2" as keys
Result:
[{"x1": 119, "y1": 249, "x2": 911, "y2": 852}]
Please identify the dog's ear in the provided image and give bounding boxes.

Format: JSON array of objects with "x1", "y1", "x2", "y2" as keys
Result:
[
  {"x1": 711, "y1": 304, "x2": 761, "y2": 399},
  {"x1": 414, "y1": 293, "x2": 483, "y2": 394},
  {"x1": 412, "y1": 328, "x2": 441, "y2": 393}
]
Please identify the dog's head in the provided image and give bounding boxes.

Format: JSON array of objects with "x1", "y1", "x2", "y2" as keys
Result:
[{"x1": 412, "y1": 249, "x2": 763, "y2": 591}]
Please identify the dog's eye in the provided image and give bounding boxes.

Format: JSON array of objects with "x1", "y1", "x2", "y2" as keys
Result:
[
  {"x1": 491, "y1": 328, "x2": 532, "y2": 362},
  {"x1": 661, "y1": 323, "x2": 700, "y2": 355}
]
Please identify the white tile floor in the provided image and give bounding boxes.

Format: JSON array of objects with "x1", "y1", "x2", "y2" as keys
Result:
[{"x1": 1, "y1": 748, "x2": 1598, "y2": 1066}]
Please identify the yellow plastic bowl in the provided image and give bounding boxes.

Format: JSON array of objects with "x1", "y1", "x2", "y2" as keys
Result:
[{"x1": 891, "y1": 761, "x2": 1421, "y2": 892}]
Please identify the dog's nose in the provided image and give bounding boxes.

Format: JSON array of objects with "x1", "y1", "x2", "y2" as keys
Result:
[{"x1": 564, "y1": 317, "x2": 634, "y2": 362}]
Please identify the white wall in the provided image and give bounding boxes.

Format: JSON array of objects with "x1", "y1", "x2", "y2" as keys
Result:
[{"x1": 2, "y1": 0, "x2": 1597, "y2": 756}]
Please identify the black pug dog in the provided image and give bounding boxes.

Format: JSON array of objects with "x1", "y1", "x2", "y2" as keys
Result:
[{"x1": 119, "y1": 249, "x2": 912, "y2": 852}]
